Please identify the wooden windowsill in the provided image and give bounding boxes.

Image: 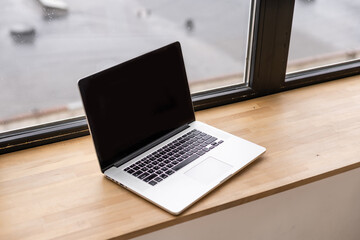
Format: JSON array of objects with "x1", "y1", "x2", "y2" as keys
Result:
[{"x1": 1, "y1": 75, "x2": 360, "y2": 240}]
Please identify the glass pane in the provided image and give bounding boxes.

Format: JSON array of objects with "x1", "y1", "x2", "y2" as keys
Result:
[
  {"x1": 0, "y1": 0, "x2": 251, "y2": 132},
  {"x1": 287, "y1": 0, "x2": 360, "y2": 73}
]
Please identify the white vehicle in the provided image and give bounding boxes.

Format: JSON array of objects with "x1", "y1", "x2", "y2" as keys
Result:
[
  {"x1": 37, "y1": 0, "x2": 68, "y2": 18},
  {"x1": 9, "y1": 24, "x2": 36, "y2": 43}
]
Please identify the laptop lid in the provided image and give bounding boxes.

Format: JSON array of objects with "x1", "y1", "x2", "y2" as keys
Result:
[{"x1": 78, "y1": 42, "x2": 195, "y2": 172}]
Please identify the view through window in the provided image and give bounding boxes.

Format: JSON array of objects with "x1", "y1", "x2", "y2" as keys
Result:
[
  {"x1": 287, "y1": 0, "x2": 360, "y2": 73},
  {"x1": 0, "y1": 0, "x2": 251, "y2": 132}
]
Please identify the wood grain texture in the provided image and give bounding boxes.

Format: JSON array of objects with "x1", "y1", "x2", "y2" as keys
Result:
[{"x1": 1, "y1": 76, "x2": 360, "y2": 240}]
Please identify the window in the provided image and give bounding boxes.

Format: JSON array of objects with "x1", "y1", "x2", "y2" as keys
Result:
[
  {"x1": 287, "y1": 0, "x2": 360, "y2": 73},
  {"x1": 0, "y1": 0, "x2": 251, "y2": 133},
  {"x1": 1, "y1": 0, "x2": 360, "y2": 154}
]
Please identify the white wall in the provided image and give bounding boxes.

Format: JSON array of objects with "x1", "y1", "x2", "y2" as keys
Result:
[{"x1": 133, "y1": 167, "x2": 360, "y2": 240}]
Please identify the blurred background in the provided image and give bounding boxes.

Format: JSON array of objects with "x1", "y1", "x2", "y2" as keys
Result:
[{"x1": 0, "y1": 0, "x2": 359, "y2": 132}]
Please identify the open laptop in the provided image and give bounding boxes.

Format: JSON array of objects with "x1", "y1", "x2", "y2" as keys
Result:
[{"x1": 78, "y1": 42, "x2": 266, "y2": 215}]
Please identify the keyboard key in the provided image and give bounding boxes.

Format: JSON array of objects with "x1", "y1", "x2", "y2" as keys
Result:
[
  {"x1": 190, "y1": 149, "x2": 197, "y2": 154},
  {"x1": 197, "y1": 150, "x2": 206, "y2": 155},
  {"x1": 172, "y1": 154, "x2": 200, "y2": 171},
  {"x1": 202, "y1": 135, "x2": 212, "y2": 140},
  {"x1": 133, "y1": 170, "x2": 143, "y2": 177},
  {"x1": 160, "y1": 174, "x2": 168, "y2": 179},
  {"x1": 149, "y1": 180, "x2": 157, "y2": 186},
  {"x1": 154, "y1": 177, "x2": 163, "y2": 182},
  {"x1": 206, "y1": 137, "x2": 217, "y2": 144},
  {"x1": 138, "y1": 172, "x2": 150, "y2": 180},
  {"x1": 144, "y1": 174, "x2": 157, "y2": 182},
  {"x1": 203, "y1": 147, "x2": 210, "y2": 152},
  {"x1": 165, "y1": 170, "x2": 175, "y2": 175}
]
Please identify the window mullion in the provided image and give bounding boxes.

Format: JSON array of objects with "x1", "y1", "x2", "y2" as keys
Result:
[{"x1": 249, "y1": 0, "x2": 295, "y2": 95}]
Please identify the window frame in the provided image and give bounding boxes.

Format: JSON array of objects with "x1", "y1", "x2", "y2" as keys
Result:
[{"x1": 1, "y1": 0, "x2": 360, "y2": 154}]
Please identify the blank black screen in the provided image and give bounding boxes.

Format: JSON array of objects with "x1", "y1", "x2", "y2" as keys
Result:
[{"x1": 78, "y1": 42, "x2": 195, "y2": 172}]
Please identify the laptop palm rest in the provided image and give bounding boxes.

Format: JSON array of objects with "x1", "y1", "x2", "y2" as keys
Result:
[{"x1": 184, "y1": 157, "x2": 233, "y2": 185}]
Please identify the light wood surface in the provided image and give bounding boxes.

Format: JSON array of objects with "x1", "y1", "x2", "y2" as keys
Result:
[{"x1": 1, "y1": 76, "x2": 360, "y2": 240}]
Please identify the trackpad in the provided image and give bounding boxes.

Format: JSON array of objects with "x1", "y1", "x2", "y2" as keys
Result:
[{"x1": 185, "y1": 157, "x2": 233, "y2": 185}]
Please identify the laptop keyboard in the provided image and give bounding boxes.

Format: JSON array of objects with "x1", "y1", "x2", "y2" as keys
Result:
[{"x1": 123, "y1": 129, "x2": 224, "y2": 186}]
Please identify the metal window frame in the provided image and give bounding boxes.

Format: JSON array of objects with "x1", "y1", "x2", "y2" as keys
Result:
[{"x1": 1, "y1": 0, "x2": 359, "y2": 154}]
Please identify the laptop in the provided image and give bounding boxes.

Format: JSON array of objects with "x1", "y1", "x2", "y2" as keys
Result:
[{"x1": 78, "y1": 42, "x2": 266, "y2": 215}]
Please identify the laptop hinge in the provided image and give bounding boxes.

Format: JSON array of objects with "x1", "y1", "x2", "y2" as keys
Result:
[{"x1": 113, "y1": 124, "x2": 190, "y2": 168}]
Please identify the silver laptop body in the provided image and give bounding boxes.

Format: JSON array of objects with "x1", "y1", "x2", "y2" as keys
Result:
[{"x1": 78, "y1": 42, "x2": 266, "y2": 215}]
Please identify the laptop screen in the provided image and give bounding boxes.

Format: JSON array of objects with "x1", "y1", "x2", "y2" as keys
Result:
[{"x1": 78, "y1": 42, "x2": 195, "y2": 172}]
